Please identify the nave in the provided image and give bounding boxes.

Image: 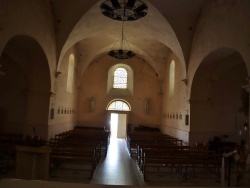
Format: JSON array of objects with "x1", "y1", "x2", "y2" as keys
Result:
[
  {"x1": 0, "y1": 137, "x2": 221, "y2": 188},
  {"x1": 48, "y1": 136, "x2": 222, "y2": 187},
  {"x1": 0, "y1": 136, "x2": 223, "y2": 187},
  {"x1": 0, "y1": 125, "x2": 231, "y2": 187}
]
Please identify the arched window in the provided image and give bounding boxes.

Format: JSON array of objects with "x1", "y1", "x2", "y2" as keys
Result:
[
  {"x1": 169, "y1": 60, "x2": 175, "y2": 97},
  {"x1": 113, "y1": 68, "x2": 127, "y2": 89},
  {"x1": 107, "y1": 64, "x2": 133, "y2": 95},
  {"x1": 107, "y1": 100, "x2": 130, "y2": 111},
  {"x1": 67, "y1": 54, "x2": 75, "y2": 93}
]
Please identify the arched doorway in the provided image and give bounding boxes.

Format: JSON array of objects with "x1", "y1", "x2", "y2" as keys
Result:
[
  {"x1": 0, "y1": 35, "x2": 50, "y2": 139},
  {"x1": 106, "y1": 100, "x2": 131, "y2": 139},
  {"x1": 190, "y1": 48, "x2": 248, "y2": 145}
]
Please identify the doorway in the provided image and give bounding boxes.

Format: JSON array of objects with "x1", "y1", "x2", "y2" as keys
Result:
[{"x1": 110, "y1": 113, "x2": 127, "y2": 139}]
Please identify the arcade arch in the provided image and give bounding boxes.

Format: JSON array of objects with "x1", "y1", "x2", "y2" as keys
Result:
[
  {"x1": 0, "y1": 35, "x2": 50, "y2": 139},
  {"x1": 190, "y1": 48, "x2": 248, "y2": 145}
]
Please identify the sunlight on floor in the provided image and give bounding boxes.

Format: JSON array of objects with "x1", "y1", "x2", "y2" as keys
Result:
[{"x1": 110, "y1": 113, "x2": 118, "y2": 138}]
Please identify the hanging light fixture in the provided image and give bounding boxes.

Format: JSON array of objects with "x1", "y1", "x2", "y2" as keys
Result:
[
  {"x1": 100, "y1": 0, "x2": 148, "y2": 21},
  {"x1": 108, "y1": 21, "x2": 135, "y2": 59}
]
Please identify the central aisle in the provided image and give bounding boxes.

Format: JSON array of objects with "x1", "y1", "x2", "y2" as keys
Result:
[{"x1": 90, "y1": 138, "x2": 144, "y2": 186}]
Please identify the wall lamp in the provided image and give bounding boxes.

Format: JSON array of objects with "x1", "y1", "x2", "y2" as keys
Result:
[
  {"x1": 50, "y1": 92, "x2": 56, "y2": 97},
  {"x1": 181, "y1": 79, "x2": 188, "y2": 86},
  {"x1": 55, "y1": 71, "x2": 62, "y2": 78}
]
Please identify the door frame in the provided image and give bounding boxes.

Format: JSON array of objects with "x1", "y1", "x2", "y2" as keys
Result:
[{"x1": 106, "y1": 110, "x2": 130, "y2": 137}]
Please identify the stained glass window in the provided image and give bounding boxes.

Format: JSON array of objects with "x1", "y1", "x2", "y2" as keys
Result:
[
  {"x1": 113, "y1": 68, "x2": 127, "y2": 89},
  {"x1": 108, "y1": 100, "x2": 130, "y2": 111}
]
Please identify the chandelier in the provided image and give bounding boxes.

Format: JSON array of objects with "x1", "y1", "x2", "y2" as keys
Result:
[
  {"x1": 108, "y1": 21, "x2": 135, "y2": 59},
  {"x1": 100, "y1": 0, "x2": 148, "y2": 21}
]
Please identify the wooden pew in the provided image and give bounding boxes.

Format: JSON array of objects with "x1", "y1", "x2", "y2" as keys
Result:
[
  {"x1": 127, "y1": 134, "x2": 181, "y2": 156},
  {"x1": 49, "y1": 138, "x2": 102, "y2": 163},
  {"x1": 49, "y1": 129, "x2": 111, "y2": 179},
  {"x1": 126, "y1": 132, "x2": 174, "y2": 155},
  {"x1": 137, "y1": 145, "x2": 190, "y2": 170},
  {"x1": 140, "y1": 147, "x2": 221, "y2": 181},
  {"x1": 49, "y1": 139, "x2": 100, "y2": 179},
  {"x1": 50, "y1": 146, "x2": 97, "y2": 178},
  {"x1": 54, "y1": 129, "x2": 110, "y2": 156},
  {"x1": 142, "y1": 149, "x2": 188, "y2": 181}
]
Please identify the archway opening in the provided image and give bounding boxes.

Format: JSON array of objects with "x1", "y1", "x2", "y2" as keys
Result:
[
  {"x1": 0, "y1": 35, "x2": 50, "y2": 139},
  {"x1": 107, "y1": 100, "x2": 131, "y2": 140},
  {"x1": 190, "y1": 48, "x2": 248, "y2": 146}
]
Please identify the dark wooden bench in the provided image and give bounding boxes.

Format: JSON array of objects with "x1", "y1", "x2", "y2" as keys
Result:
[
  {"x1": 127, "y1": 135, "x2": 181, "y2": 156},
  {"x1": 55, "y1": 129, "x2": 110, "y2": 156},
  {"x1": 50, "y1": 147, "x2": 97, "y2": 178},
  {"x1": 49, "y1": 140, "x2": 100, "y2": 179},
  {"x1": 141, "y1": 148, "x2": 221, "y2": 181},
  {"x1": 49, "y1": 139, "x2": 102, "y2": 162},
  {"x1": 49, "y1": 129, "x2": 111, "y2": 179},
  {"x1": 137, "y1": 145, "x2": 190, "y2": 169}
]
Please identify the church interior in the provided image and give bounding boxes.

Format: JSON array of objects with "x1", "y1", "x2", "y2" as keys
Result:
[{"x1": 0, "y1": 0, "x2": 250, "y2": 187}]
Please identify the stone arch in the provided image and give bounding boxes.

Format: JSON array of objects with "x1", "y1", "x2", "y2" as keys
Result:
[
  {"x1": 0, "y1": 35, "x2": 51, "y2": 139},
  {"x1": 189, "y1": 47, "x2": 248, "y2": 145}
]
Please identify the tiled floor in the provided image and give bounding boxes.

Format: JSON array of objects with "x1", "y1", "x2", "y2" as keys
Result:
[{"x1": 90, "y1": 138, "x2": 145, "y2": 186}]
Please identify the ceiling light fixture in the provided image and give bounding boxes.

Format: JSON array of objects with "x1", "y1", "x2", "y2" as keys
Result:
[
  {"x1": 100, "y1": 0, "x2": 148, "y2": 21},
  {"x1": 108, "y1": 21, "x2": 135, "y2": 59}
]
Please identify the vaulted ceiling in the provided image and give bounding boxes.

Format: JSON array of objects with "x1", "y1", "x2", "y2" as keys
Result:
[{"x1": 50, "y1": 0, "x2": 206, "y2": 79}]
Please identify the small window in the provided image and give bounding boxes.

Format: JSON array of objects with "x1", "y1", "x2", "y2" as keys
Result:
[
  {"x1": 169, "y1": 60, "x2": 175, "y2": 97},
  {"x1": 113, "y1": 68, "x2": 127, "y2": 89},
  {"x1": 107, "y1": 100, "x2": 130, "y2": 111},
  {"x1": 67, "y1": 54, "x2": 75, "y2": 93}
]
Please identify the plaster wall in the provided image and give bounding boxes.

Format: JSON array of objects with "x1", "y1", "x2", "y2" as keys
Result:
[
  {"x1": 186, "y1": 0, "x2": 250, "y2": 144},
  {"x1": 188, "y1": 0, "x2": 250, "y2": 95},
  {"x1": 0, "y1": 54, "x2": 27, "y2": 134},
  {"x1": 48, "y1": 48, "x2": 78, "y2": 139},
  {"x1": 77, "y1": 56, "x2": 162, "y2": 128},
  {"x1": 160, "y1": 53, "x2": 189, "y2": 143},
  {"x1": 0, "y1": 35, "x2": 51, "y2": 140},
  {"x1": 0, "y1": 0, "x2": 57, "y2": 94},
  {"x1": 0, "y1": 0, "x2": 60, "y2": 139},
  {"x1": 190, "y1": 53, "x2": 247, "y2": 145}
]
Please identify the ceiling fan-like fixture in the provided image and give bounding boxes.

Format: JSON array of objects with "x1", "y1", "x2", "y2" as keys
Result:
[
  {"x1": 108, "y1": 21, "x2": 135, "y2": 59},
  {"x1": 100, "y1": 0, "x2": 148, "y2": 21},
  {"x1": 108, "y1": 48, "x2": 135, "y2": 59}
]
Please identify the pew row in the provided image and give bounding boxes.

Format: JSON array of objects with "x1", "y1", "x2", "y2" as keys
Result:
[
  {"x1": 126, "y1": 132, "x2": 182, "y2": 156},
  {"x1": 49, "y1": 129, "x2": 110, "y2": 179},
  {"x1": 140, "y1": 148, "x2": 221, "y2": 181}
]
